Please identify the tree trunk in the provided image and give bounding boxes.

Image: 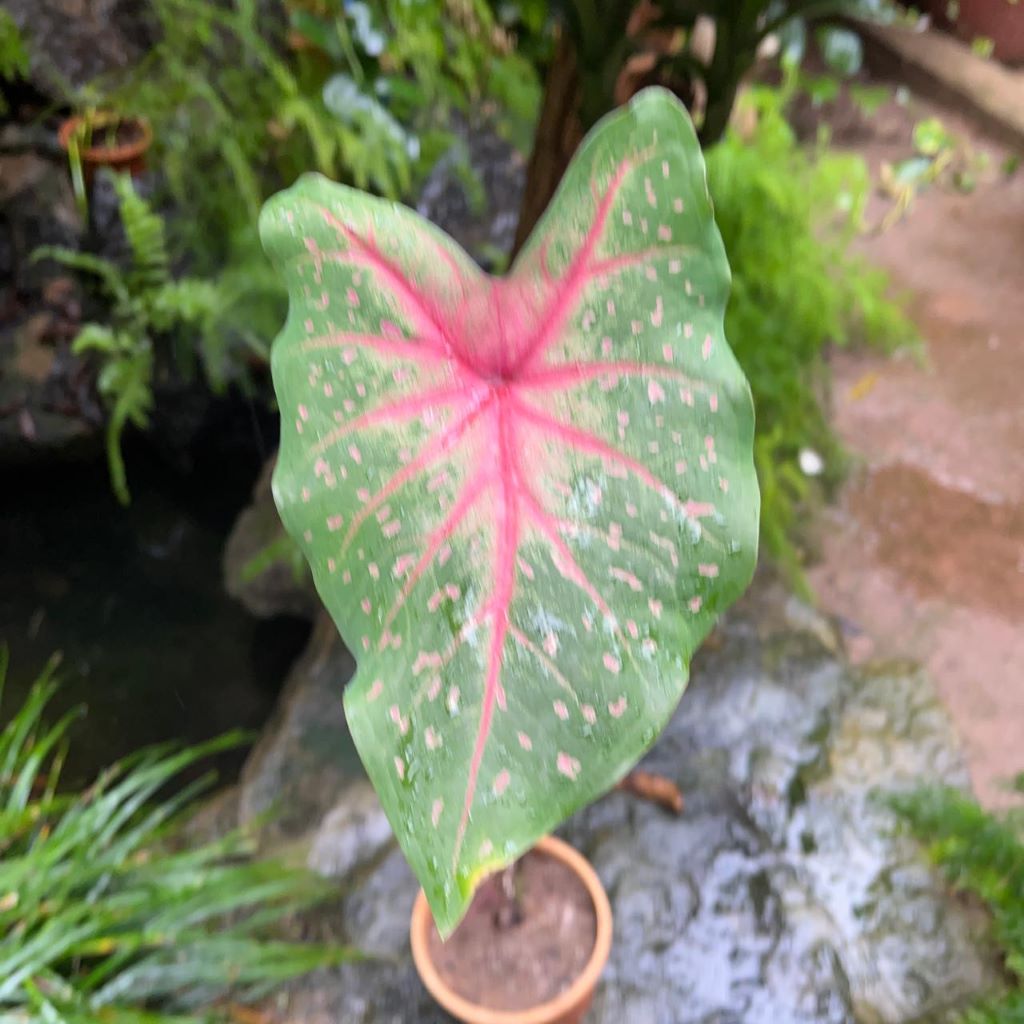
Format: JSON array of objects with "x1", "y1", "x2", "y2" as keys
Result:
[{"x1": 510, "y1": 31, "x2": 585, "y2": 260}]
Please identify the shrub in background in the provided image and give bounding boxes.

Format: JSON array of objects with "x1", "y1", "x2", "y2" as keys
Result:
[
  {"x1": 706, "y1": 78, "x2": 914, "y2": 584},
  {"x1": 892, "y1": 782, "x2": 1024, "y2": 1023},
  {"x1": 0, "y1": 649, "x2": 352, "y2": 1022}
]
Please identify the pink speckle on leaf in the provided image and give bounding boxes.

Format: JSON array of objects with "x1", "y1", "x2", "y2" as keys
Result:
[
  {"x1": 348, "y1": 443, "x2": 362, "y2": 464},
  {"x1": 702, "y1": 335, "x2": 713, "y2": 360},
  {"x1": 582, "y1": 704, "x2": 597, "y2": 725},
  {"x1": 493, "y1": 770, "x2": 511, "y2": 796},
  {"x1": 609, "y1": 696, "x2": 628, "y2": 718},
  {"x1": 657, "y1": 225, "x2": 672, "y2": 242},
  {"x1": 647, "y1": 380, "x2": 666, "y2": 404},
  {"x1": 367, "y1": 679, "x2": 384, "y2": 702},
  {"x1": 611, "y1": 567, "x2": 643, "y2": 592},
  {"x1": 360, "y1": 598, "x2": 372, "y2": 614},
  {"x1": 389, "y1": 705, "x2": 409, "y2": 735},
  {"x1": 413, "y1": 651, "x2": 442, "y2": 674},
  {"x1": 683, "y1": 500, "x2": 716, "y2": 519},
  {"x1": 518, "y1": 731, "x2": 533, "y2": 751},
  {"x1": 603, "y1": 652, "x2": 621, "y2": 673},
  {"x1": 327, "y1": 514, "x2": 343, "y2": 531},
  {"x1": 689, "y1": 596, "x2": 703, "y2": 613},
  {"x1": 425, "y1": 726, "x2": 442, "y2": 750},
  {"x1": 543, "y1": 632, "x2": 558, "y2": 657},
  {"x1": 432, "y1": 799, "x2": 444, "y2": 827},
  {"x1": 394, "y1": 757, "x2": 405, "y2": 780},
  {"x1": 649, "y1": 598, "x2": 663, "y2": 618},
  {"x1": 557, "y1": 752, "x2": 581, "y2": 780},
  {"x1": 554, "y1": 700, "x2": 569, "y2": 720}
]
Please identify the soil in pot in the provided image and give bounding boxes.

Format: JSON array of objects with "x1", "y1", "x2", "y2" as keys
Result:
[{"x1": 425, "y1": 849, "x2": 597, "y2": 1013}]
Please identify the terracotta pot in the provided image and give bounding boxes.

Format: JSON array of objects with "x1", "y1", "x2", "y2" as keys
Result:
[
  {"x1": 410, "y1": 836, "x2": 613, "y2": 1024},
  {"x1": 925, "y1": 0, "x2": 1024, "y2": 64},
  {"x1": 58, "y1": 112, "x2": 153, "y2": 183}
]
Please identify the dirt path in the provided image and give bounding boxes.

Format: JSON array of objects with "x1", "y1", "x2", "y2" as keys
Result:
[{"x1": 808, "y1": 96, "x2": 1024, "y2": 806}]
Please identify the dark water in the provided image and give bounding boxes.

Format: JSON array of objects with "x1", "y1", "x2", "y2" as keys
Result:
[{"x1": 0, "y1": 397, "x2": 309, "y2": 789}]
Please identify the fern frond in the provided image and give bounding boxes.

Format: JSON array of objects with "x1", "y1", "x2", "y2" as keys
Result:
[
  {"x1": 112, "y1": 176, "x2": 170, "y2": 295},
  {"x1": 32, "y1": 247, "x2": 130, "y2": 309}
]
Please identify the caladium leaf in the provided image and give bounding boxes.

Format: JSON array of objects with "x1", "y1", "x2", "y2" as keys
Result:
[{"x1": 261, "y1": 87, "x2": 759, "y2": 936}]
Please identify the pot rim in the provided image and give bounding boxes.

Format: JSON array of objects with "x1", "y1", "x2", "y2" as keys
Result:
[
  {"x1": 409, "y1": 835, "x2": 613, "y2": 1024},
  {"x1": 58, "y1": 112, "x2": 153, "y2": 165}
]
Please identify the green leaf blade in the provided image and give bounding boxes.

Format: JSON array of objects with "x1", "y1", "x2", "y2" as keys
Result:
[{"x1": 262, "y1": 87, "x2": 759, "y2": 935}]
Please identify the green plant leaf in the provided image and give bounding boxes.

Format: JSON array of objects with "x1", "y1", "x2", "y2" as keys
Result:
[
  {"x1": 817, "y1": 26, "x2": 863, "y2": 76},
  {"x1": 261, "y1": 87, "x2": 759, "y2": 935}
]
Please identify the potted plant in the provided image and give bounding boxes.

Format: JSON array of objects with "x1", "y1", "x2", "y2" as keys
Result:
[
  {"x1": 260, "y1": 87, "x2": 759, "y2": 1021},
  {"x1": 58, "y1": 108, "x2": 153, "y2": 187}
]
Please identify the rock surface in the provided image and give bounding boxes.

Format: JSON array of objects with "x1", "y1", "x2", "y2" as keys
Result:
[
  {"x1": 4, "y1": 0, "x2": 147, "y2": 98},
  {"x1": 223, "y1": 458, "x2": 319, "y2": 621},
  {"x1": 237, "y1": 614, "x2": 361, "y2": 844},
  {"x1": 236, "y1": 581, "x2": 998, "y2": 1023}
]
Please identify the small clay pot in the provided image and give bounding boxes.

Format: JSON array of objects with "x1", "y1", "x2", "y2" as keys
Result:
[
  {"x1": 410, "y1": 836, "x2": 613, "y2": 1024},
  {"x1": 58, "y1": 112, "x2": 153, "y2": 184}
]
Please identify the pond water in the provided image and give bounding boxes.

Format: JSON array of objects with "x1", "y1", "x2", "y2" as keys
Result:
[{"x1": 0, "y1": 398, "x2": 311, "y2": 789}]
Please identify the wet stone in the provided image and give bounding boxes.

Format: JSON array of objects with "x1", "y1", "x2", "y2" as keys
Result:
[
  {"x1": 236, "y1": 615, "x2": 360, "y2": 843},
  {"x1": 264, "y1": 581, "x2": 998, "y2": 1023},
  {"x1": 223, "y1": 457, "x2": 318, "y2": 621}
]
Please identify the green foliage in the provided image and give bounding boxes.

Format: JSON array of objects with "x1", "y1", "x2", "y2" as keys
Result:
[
  {"x1": 558, "y1": 0, "x2": 891, "y2": 144},
  {"x1": 0, "y1": 9, "x2": 29, "y2": 116},
  {"x1": 106, "y1": 0, "x2": 540, "y2": 330},
  {"x1": 263, "y1": 89, "x2": 759, "y2": 934},
  {"x1": 891, "y1": 784, "x2": 1024, "y2": 1023},
  {"x1": 0, "y1": 647, "x2": 353, "y2": 1023},
  {"x1": 34, "y1": 176, "x2": 236, "y2": 504},
  {"x1": 705, "y1": 82, "x2": 915, "y2": 586},
  {"x1": 0, "y1": 10, "x2": 28, "y2": 82}
]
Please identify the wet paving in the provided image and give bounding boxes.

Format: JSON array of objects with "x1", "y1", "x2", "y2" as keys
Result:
[{"x1": 809, "y1": 98, "x2": 1024, "y2": 806}]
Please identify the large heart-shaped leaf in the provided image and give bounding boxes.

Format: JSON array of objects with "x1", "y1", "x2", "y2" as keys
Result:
[{"x1": 261, "y1": 87, "x2": 759, "y2": 935}]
